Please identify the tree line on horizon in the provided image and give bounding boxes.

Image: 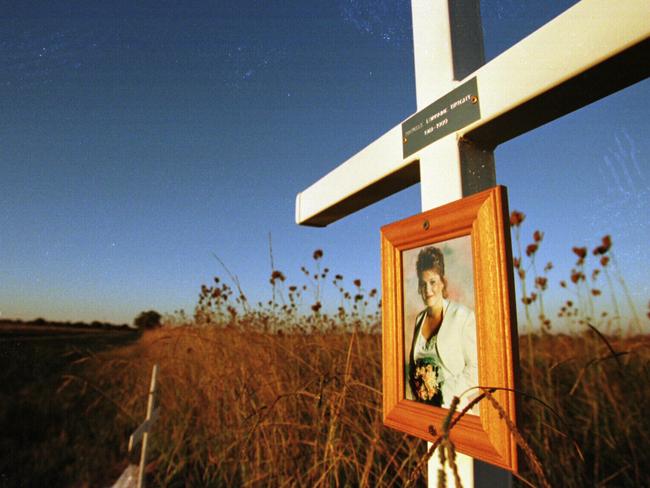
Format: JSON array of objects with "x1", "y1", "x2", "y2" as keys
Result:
[
  {"x1": 0, "y1": 311, "x2": 163, "y2": 331},
  {"x1": 0, "y1": 317, "x2": 132, "y2": 330}
]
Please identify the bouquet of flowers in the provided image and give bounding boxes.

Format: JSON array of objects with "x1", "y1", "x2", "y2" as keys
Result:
[{"x1": 411, "y1": 358, "x2": 443, "y2": 406}]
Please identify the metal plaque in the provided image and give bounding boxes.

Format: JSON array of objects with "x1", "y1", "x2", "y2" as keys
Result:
[{"x1": 402, "y1": 77, "x2": 480, "y2": 158}]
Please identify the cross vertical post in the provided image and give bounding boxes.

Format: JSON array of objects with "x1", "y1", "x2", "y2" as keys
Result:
[{"x1": 410, "y1": 1, "x2": 503, "y2": 486}]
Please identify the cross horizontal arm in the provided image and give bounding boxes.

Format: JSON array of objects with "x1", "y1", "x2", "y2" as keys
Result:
[
  {"x1": 295, "y1": 125, "x2": 420, "y2": 227},
  {"x1": 296, "y1": 0, "x2": 649, "y2": 227},
  {"x1": 461, "y1": 0, "x2": 650, "y2": 148}
]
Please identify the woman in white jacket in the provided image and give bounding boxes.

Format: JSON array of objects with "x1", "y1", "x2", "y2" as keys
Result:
[{"x1": 408, "y1": 246, "x2": 479, "y2": 412}]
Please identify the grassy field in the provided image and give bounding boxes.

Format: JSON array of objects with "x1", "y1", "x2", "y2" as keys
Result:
[{"x1": 2, "y1": 319, "x2": 648, "y2": 487}]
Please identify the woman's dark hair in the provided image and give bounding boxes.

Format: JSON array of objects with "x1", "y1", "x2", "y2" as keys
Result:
[{"x1": 416, "y1": 246, "x2": 448, "y2": 298}]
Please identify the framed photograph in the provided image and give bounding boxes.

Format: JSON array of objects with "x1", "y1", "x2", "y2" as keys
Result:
[{"x1": 380, "y1": 185, "x2": 519, "y2": 472}]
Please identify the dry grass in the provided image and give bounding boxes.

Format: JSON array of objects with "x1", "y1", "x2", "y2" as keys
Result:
[
  {"x1": 516, "y1": 332, "x2": 650, "y2": 488},
  {"x1": 55, "y1": 319, "x2": 650, "y2": 488},
  {"x1": 66, "y1": 324, "x2": 425, "y2": 487},
  {"x1": 509, "y1": 211, "x2": 650, "y2": 487}
]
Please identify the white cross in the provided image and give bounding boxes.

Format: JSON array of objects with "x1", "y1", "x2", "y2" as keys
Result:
[
  {"x1": 296, "y1": 1, "x2": 649, "y2": 486},
  {"x1": 128, "y1": 364, "x2": 160, "y2": 488}
]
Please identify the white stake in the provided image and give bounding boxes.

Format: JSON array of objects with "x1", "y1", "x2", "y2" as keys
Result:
[{"x1": 128, "y1": 363, "x2": 159, "y2": 488}]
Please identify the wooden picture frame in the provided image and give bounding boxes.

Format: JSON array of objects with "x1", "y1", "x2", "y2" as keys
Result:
[{"x1": 381, "y1": 185, "x2": 519, "y2": 472}]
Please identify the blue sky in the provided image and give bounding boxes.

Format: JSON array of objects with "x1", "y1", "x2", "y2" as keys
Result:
[{"x1": 1, "y1": 0, "x2": 648, "y2": 329}]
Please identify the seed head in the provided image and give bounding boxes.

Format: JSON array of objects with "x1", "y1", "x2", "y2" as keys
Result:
[
  {"x1": 570, "y1": 270, "x2": 585, "y2": 284},
  {"x1": 510, "y1": 210, "x2": 525, "y2": 227},
  {"x1": 593, "y1": 235, "x2": 612, "y2": 255},
  {"x1": 270, "y1": 270, "x2": 285, "y2": 284},
  {"x1": 572, "y1": 247, "x2": 587, "y2": 259},
  {"x1": 522, "y1": 293, "x2": 537, "y2": 305},
  {"x1": 526, "y1": 243, "x2": 538, "y2": 257}
]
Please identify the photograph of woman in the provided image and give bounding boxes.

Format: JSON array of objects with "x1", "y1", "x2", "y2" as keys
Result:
[{"x1": 404, "y1": 240, "x2": 479, "y2": 413}]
